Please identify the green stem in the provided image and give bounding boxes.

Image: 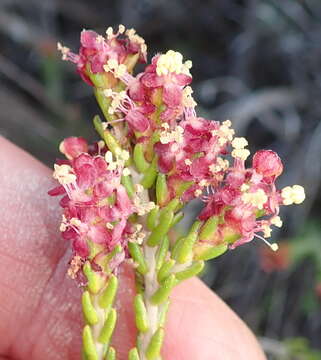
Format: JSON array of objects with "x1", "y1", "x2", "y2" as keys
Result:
[
  {"x1": 137, "y1": 245, "x2": 167, "y2": 360},
  {"x1": 82, "y1": 269, "x2": 119, "y2": 360},
  {"x1": 129, "y1": 167, "x2": 204, "y2": 360}
]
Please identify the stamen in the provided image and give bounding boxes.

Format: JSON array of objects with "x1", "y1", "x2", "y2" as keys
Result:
[{"x1": 255, "y1": 234, "x2": 279, "y2": 252}]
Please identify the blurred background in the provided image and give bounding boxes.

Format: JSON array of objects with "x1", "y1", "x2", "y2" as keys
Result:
[{"x1": 0, "y1": 0, "x2": 320, "y2": 358}]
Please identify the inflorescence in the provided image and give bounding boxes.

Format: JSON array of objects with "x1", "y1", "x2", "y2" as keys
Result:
[{"x1": 50, "y1": 24, "x2": 305, "y2": 360}]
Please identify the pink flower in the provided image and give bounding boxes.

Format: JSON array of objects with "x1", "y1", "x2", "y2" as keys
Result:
[
  {"x1": 126, "y1": 109, "x2": 150, "y2": 132},
  {"x1": 197, "y1": 146, "x2": 287, "y2": 249},
  {"x1": 252, "y1": 150, "x2": 283, "y2": 181},
  {"x1": 139, "y1": 52, "x2": 192, "y2": 123},
  {"x1": 58, "y1": 27, "x2": 147, "y2": 85},
  {"x1": 59, "y1": 137, "x2": 88, "y2": 160},
  {"x1": 49, "y1": 143, "x2": 136, "y2": 276}
]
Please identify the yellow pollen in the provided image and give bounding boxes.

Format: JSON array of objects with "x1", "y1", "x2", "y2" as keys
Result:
[
  {"x1": 103, "y1": 89, "x2": 113, "y2": 97},
  {"x1": 209, "y1": 157, "x2": 229, "y2": 174},
  {"x1": 240, "y1": 183, "x2": 250, "y2": 192},
  {"x1": 194, "y1": 189, "x2": 203, "y2": 197},
  {"x1": 242, "y1": 189, "x2": 267, "y2": 209},
  {"x1": 104, "y1": 59, "x2": 128, "y2": 79},
  {"x1": 70, "y1": 218, "x2": 81, "y2": 227},
  {"x1": 271, "y1": 216, "x2": 283, "y2": 228},
  {"x1": 185, "y1": 60, "x2": 193, "y2": 69},
  {"x1": 223, "y1": 120, "x2": 232, "y2": 127},
  {"x1": 53, "y1": 164, "x2": 76, "y2": 185},
  {"x1": 231, "y1": 148, "x2": 250, "y2": 161},
  {"x1": 262, "y1": 224, "x2": 272, "y2": 238},
  {"x1": 156, "y1": 50, "x2": 192, "y2": 77},
  {"x1": 105, "y1": 151, "x2": 113, "y2": 163},
  {"x1": 57, "y1": 42, "x2": 70, "y2": 60},
  {"x1": 59, "y1": 223, "x2": 67, "y2": 232},
  {"x1": 212, "y1": 120, "x2": 235, "y2": 146},
  {"x1": 120, "y1": 149, "x2": 130, "y2": 161},
  {"x1": 281, "y1": 185, "x2": 305, "y2": 205},
  {"x1": 60, "y1": 215, "x2": 67, "y2": 232},
  {"x1": 133, "y1": 195, "x2": 156, "y2": 216},
  {"x1": 118, "y1": 24, "x2": 125, "y2": 34},
  {"x1": 160, "y1": 125, "x2": 184, "y2": 145},
  {"x1": 128, "y1": 224, "x2": 145, "y2": 244},
  {"x1": 106, "y1": 27, "x2": 114, "y2": 39},
  {"x1": 232, "y1": 137, "x2": 248, "y2": 149},
  {"x1": 209, "y1": 164, "x2": 218, "y2": 174},
  {"x1": 106, "y1": 222, "x2": 114, "y2": 229},
  {"x1": 96, "y1": 35, "x2": 105, "y2": 43},
  {"x1": 67, "y1": 255, "x2": 82, "y2": 279},
  {"x1": 182, "y1": 86, "x2": 197, "y2": 107},
  {"x1": 161, "y1": 123, "x2": 170, "y2": 130},
  {"x1": 105, "y1": 149, "x2": 129, "y2": 171},
  {"x1": 115, "y1": 64, "x2": 127, "y2": 77},
  {"x1": 125, "y1": 28, "x2": 147, "y2": 56},
  {"x1": 271, "y1": 243, "x2": 279, "y2": 251},
  {"x1": 97, "y1": 140, "x2": 105, "y2": 150},
  {"x1": 199, "y1": 180, "x2": 209, "y2": 187}
]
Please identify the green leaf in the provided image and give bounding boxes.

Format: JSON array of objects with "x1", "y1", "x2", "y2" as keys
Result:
[
  {"x1": 83, "y1": 261, "x2": 104, "y2": 294},
  {"x1": 174, "y1": 221, "x2": 202, "y2": 264},
  {"x1": 155, "y1": 235, "x2": 169, "y2": 272},
  {"x1": 121, "y1": 175, "x2": 135, "y2": 198},
  {"x1": 159, "y1": 300, "x2": 170, "y2": 327},
  {"x1": 162, "y1": 198, "x2": 180, "y2": 213},
  {"x1": 135, "y1": 272, "x2": 144, "y2": 295},
  {"x1": 150, "y1": 274, "x2": 177, "y2": 305},
  {"x1": 171, "y1": 236, "x2": 186, "y2": 260},
  {"x1": 128, "y1": 347, "x2": 140, "y2": 360},
  {"x1": 141, "y1": 157, "x2": 157, "y2": 189},
  {"x1": 176, "y1": 180, "x2": 194, "y2": 197},
  {"x1": 194, "y1": 243, "x2": 228, "y2": 261},
  {"x1": 175, "y1": 261, "x2": 204, "y2": 281},
  {"x1": 147, "y1": 210, "x2": 174, "y2": 247},
  {"x1": 134, "y1": 294, "x2": 149, "y2": 333},
  {"x1": 199, "y1": 217, "x2": 219, "y2": 241},
  {"x1": 171, "y1": 212, "x2": 184, "y2": 227},
  {"x1": 106, "y1": 347, "x2": 116, "y2": 360},
  {"x1": 156, "y1": 173, "x2": 168, "y2": 206},
  {"x1": 98, "y1": 275, "x2": 118, "y2": 310},
  {"x1": 128, "y1": 241, "x2": 148, "y2": 275},
  {"x1": 133, "y1": 143, "x2": 150, "y2": 173},
  {"x1": 145, "y1": 327, "x2": 165, "y2": 360},
  {"x1": 157, "y1": 259, "x2": 175, "y2": 283},
  {"x1": 82, "y1": 291, "x2": 99, "y2": 325},
  {"x1": 98, "y1": 308, "x2": 117, "y2": 344},
  {"x1": 83, "y1": 325, "x2": 98, "y2": 360},
  {"x1": 102, "y1": 129, "x2": 122, "y2": 158},
  {"x1": 147, "y1": 205, "x2": 160, "y2": 231}
]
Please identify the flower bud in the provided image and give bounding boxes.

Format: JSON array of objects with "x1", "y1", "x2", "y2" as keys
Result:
[
  {"x1": 252, "y1": 150, "x2": 283, "y2": 179},
  {"x1": 59, "y1": 137, "x2": 88, "y2": 160}
]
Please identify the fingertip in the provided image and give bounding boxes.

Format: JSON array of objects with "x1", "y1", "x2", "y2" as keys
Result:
[{"x1": 163, "y1": 277, "x2": 266, "y2": 360}]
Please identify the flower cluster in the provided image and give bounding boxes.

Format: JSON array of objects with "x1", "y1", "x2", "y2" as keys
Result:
[
  {"x1": 51, "y1": 25, "x2": 307, "y2": 360},
  {"x1": 49, "y1": 137, "x2": 149, "y2": 278},
  {"x1": 53, "y1": 25, "x2": 306, "y2": 269},
  {"x1": 58, "y1": 25, "x2": 146, "y2": 86}
]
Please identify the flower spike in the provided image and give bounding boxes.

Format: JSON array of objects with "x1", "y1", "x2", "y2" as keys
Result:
[{"x1": 50, "y1": 25, "x2": 306, "y2": 360}]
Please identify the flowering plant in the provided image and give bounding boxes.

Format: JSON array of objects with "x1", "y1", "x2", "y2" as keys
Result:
[{"x1": 49, "y1": 25, "x2": 305, "y2": 360}]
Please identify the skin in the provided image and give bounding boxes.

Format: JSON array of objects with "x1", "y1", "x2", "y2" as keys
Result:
[{"x1": 0, "y1": 137, "x2": 266, "y2": 360}]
